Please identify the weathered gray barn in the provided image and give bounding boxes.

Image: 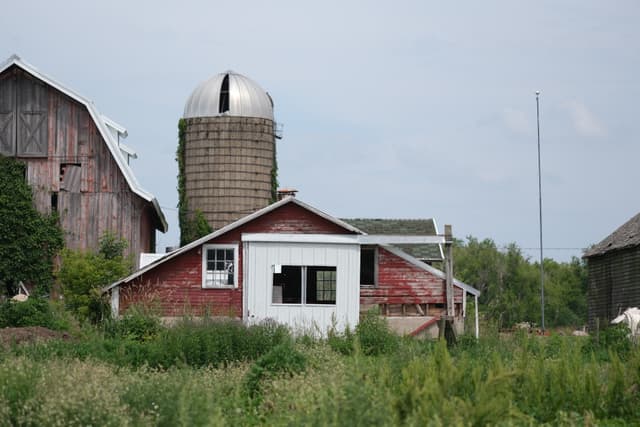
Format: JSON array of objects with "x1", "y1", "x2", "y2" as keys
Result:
[
  {"x1": 584, "y1": 212, "x2": 640, "y2": 330},
  {"x1": 0, "y1": 55, "x2": 167, "y2": 264}
]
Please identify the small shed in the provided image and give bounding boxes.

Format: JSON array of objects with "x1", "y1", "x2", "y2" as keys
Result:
[{"x1": 584, "y1": 212, "x2": 640, "y2": 330}]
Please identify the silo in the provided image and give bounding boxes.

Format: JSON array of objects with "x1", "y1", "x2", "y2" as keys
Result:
[{"x1": 180, "y1": 71, "x2": 277, "y2": 235}]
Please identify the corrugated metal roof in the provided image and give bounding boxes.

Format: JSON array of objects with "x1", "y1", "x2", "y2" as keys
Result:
[
  {"x1": 0, "y1": 54, "x2": 167, "y2": 232},
  {"x1": 584, "y1": 212, "x2": 640, "y2": 258},
  {"x1": 183, "y1": 71, "x2": 274, "y2": 120}
]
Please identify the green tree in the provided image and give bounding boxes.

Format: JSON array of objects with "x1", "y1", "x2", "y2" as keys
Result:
[
  {"x1": 58, "y1": 232, "x2": 132, "y2": 323},
  {"x1": 454, "y1": 236, "x2": 587, "y2": 328},
  {"x1": 0, "y1": 155, "x2": 64, "y2": 295}
]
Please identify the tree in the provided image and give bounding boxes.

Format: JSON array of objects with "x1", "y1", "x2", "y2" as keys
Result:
[
  {"x1": 0, "y1": 155, "x2": 64, "y2": 295},
  {"x1": 58, "y1": 232, "x2": 132, "y2": 323},
  {"x1": 454, "y1": 236, "x2": 587, "y2": 328}
]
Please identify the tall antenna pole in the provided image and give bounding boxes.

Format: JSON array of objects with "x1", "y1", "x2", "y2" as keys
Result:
[{"x1": 536, "y1": 91, "x2": 545, "y2": 331}]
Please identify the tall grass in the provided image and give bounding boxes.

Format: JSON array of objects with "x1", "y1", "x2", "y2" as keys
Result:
[{"x1": 1, "y1": 315, "x2": 639, "y2": 425}]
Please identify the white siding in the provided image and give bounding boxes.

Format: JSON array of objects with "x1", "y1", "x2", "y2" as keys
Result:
[{"x1": 243, "y1": 241, "x2": 360, "y2": 335}]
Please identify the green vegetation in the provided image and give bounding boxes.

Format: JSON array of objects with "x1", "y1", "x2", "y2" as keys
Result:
[
  {"x1": 1, "y1": 308, "x2": 639, "y2": 426},
  {"x1": 176, "y1": 119, "x2": 213, "y2": 246},
  {"x1": 454, "y1": 237, "x2": 587, "y2": 328},
  {"x1": 0, "y1": 155, "x2": 64, "y2": 296},
  {"x1": 57, "y1": 232, "x2": 132, "y2": 323}
]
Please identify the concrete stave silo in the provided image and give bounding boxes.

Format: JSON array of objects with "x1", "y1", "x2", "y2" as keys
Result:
[{"x1": 180, "y1": 71, "x2": 277, "y2": 236}]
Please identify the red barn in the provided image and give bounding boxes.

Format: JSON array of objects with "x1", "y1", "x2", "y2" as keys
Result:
[
  {"x1": 0, "y1": 55, "x2": 167, "y2": 263},
  {"x1": 106, "y1": 197, "x2": 479, "y2": 336}
]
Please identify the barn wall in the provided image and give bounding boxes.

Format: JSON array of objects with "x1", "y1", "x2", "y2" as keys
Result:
[
  {"x1": 119, "y1": 202, "x2": 355, "y2": 317},
  {"x1": 587, "y1": 246, "x2": 640, "y2": 330},
  {"x1": 360, "y1": 247, "x2": 463, "y2": 317},
  {"x1": 0, "y1": 66, "x2": 156, "y2": 264}
]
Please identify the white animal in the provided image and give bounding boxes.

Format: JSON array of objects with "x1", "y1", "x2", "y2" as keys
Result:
[{"x1": 611, "y1": 307, "x2": 640, "y2": 338}]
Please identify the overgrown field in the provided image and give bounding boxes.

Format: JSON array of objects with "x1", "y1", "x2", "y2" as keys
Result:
[{"x1": 0, "y1": 312, "x2": 638, "y2": 426}]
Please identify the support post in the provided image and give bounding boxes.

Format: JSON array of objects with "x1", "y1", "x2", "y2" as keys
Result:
[{"x1": 444, "y1": 224, "x2": 454, "y2": 318}]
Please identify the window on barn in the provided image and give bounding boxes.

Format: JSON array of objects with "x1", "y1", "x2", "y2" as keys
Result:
[
  {"x1": 360, "y1": 247, "x2": 377, "y2": 286},
  {"x1": 272, "y1": 265, "x2": 337, "y2": 305},
  {"x1": 202, "y1": 244, "x2": 238, "y2": 288}
]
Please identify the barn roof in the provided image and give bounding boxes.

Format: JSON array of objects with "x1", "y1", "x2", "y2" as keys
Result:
[
  {"x1": 105, "y1": 197, "x2": 479, "y2": 297},
  {"x1": 341, "y1": 218, "x2": 443, "y2": 261},
  {"x1": 0, "y1": 54, "x2": 168, "y2": 232},
  {"x1": 104, "y1": 197, "x2": 363, "y2": 291},
  {"x1": 583, "y1": 211, "x2": 640, "y2": 258}
]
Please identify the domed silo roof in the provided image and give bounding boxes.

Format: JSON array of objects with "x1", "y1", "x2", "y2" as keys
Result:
[{"x1": 183, "y1": 71, "x2": 274, "y2": 120}]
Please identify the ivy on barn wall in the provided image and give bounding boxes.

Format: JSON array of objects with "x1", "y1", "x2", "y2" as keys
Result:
[
  {"x1": 0, "y1": 155, "x2": 64, "y2": 295},
  {"x1": 176, "y1": 119, "x2": 212, "y2": 246}
]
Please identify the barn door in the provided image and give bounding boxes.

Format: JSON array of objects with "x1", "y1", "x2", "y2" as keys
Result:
[
  {"x1": 16, "y1": 74, "x2": 48, "y2": 157},
  {"x1": 0, "y1": 69, "x2": 48, "y2": 157},
  {"x1": 0, "y1": 75, "x2": 16, "y2": 155}
]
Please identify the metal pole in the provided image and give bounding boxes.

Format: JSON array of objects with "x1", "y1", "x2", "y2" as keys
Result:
[{"x1": 536, "y1": 91, "x2": 545, "y2": 331}]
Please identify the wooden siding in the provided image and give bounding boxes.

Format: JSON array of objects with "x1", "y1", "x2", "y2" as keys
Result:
[
  {"x1": 360, "y1": 247, "x2": 463, "y2": 315},
  {"x1": 587, "y1": 246, "x2": 640, "y2": 330},
  {"x1": 119, "y1": 202, "x2": 356, "y2": 317},
  {"x1": 0, "y1": 66, "x2": 156, "y2": 263}
]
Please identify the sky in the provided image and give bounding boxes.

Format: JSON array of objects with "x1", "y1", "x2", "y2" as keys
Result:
[{"x1": 2, "y1": 1, "x2": 639, "y2": 263}]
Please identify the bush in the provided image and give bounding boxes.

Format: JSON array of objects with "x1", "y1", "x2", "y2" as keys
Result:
[
  {"x1": 583, "y1": 323, "x2": 632, "y2": 360},
  {"x1": 356, "y1": 310, "x2": 397, "y2": 356},
  {"x1": 0, "y1": 297, "x2": 66, "y2": 330},
  {"x1": 105, "y1": 305, "x2": 162, "y2": 342},
  {"x1": 244, "y1": 340, "x2": 306, "y2": 399},
  {"x1": 328, "y1": 324, "x2": 355, "y2": 355}
]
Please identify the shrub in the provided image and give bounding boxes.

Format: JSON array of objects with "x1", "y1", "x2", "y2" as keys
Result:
[
  {"x1": 356, "y1": 310, "x2": 397, "y2": 356},
  {"x1": 0, "y1": 297, "x2": 58, "y2": 329},
  {"x1": 244, "y1": 340, "x2": 306, "y2": 399},
  {"x1": 106, "y1": 305, "x2": 162, "y2": 342},
  {"x1": 328, "y1": 324, "x2": 355, "y2": 356}
]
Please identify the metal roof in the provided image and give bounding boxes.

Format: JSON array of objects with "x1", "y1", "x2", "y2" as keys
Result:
[
  {"x1": 0, "y1": 54, "x2": 168, "y2": 232},
  {"x1": 104, "y1": 196, "x2": 362, "y2": 292},
  {"x1": 183, "y1": 71, "x2": 274, "y2": 120}
]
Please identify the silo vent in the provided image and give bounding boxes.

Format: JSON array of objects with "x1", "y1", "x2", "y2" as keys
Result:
[{"x1": 219, "y1": 74, "x2": 230, "y2": 113}]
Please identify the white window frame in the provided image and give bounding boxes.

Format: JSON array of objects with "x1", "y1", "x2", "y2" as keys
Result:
[{"x1": 202, "y1": 244, "x2": 239, "y2": 289}]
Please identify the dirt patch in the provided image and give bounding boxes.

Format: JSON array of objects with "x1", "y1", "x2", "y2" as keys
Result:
[{"x1": 0, "y1": 327, "x2": 71, "y2": 347}]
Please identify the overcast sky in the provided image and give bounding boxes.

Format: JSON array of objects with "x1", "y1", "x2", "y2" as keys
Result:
[{"x1": 2, "y1": 1, "x2": 639, "y2": 262}]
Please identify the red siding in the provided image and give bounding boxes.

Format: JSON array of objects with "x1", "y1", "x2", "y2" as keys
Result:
[
  {"x1": 119, "y1": 202, "x2": 356, "y2": 317},
  {"x1": 360, "y1": 247, "x2": 463, "y2": 306}
]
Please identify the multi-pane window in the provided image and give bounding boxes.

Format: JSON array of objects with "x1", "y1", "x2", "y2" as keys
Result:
[
  {"x1": 272, "y1": 266, "x2": 337, "y2": 305},
  {"x1": 202, "y1": 245, "x2": 237, "y2": 288},
  {"x1": 311, "y1": 267, "x2": 336, "y2": 304}
]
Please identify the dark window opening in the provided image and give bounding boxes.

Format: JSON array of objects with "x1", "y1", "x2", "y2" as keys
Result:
[
  {"x1": 218, "y1": 74, "x2": 230, "y2": 113},
  {"x1": 272, "y1": 265, "x2": 337, "y2": 305},
  {"x1": 273, "y1": 265, "x2": 302, "y2": 303},
  {"x1": 360, "y1": 247, "x2": 376, "y2": 286},
  {"x1": 51, "y1": 192, "x2": 58, "y2": 212}
]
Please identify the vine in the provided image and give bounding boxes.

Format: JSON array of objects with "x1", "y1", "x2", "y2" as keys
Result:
[{"x1": 176, "y1": 119, "x2": 212, "y2": 246}]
